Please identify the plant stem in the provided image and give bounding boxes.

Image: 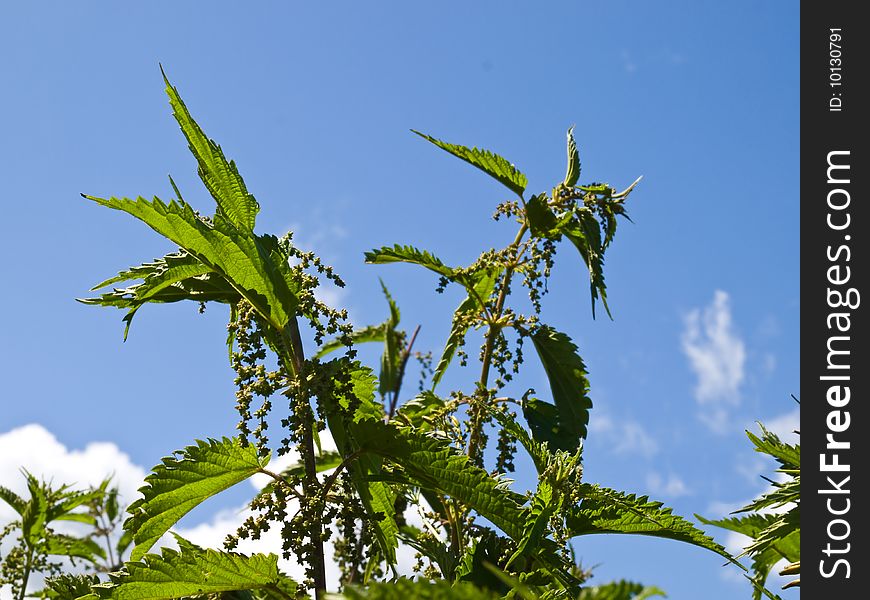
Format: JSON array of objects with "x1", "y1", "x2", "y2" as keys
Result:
[
  {"x1": 388, "y1": 324, "x2": 421, "y2": 419},
  {"x1": 99, "y1": 513, "x2": 116, "y2": 570},
  {"x1": 467, "y1": 222, "x2": 528, "y2": 461},
  {"x1": 284, "y1": 319, "x2": 327, "y2": 597},
  {"x1": 17, "y1": 548, "x2": 33, "y2": 600}
]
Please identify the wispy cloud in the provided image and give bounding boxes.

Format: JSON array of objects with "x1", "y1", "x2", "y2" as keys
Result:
[
  {"x1": 681, "y1": 290, "x2": 746, "y2": 433},
  {"x1": 646, "y1": 472, "x2": 691, "y2": 498},
  {"x1": 588, "y1": 413, "x2": 659, "y2": 458},
  {"x1": 763, "y1": 408, "x2": 799, "y2": 445}
]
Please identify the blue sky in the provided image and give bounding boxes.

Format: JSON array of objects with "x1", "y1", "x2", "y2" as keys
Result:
[{"x1": 1, "y1": 2, "x2": 798, "y2": 598}]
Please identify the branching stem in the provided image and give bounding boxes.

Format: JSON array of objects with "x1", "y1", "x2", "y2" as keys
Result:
[{"x1": 468, "y1": 222, "x2": 528, "y2": 461}]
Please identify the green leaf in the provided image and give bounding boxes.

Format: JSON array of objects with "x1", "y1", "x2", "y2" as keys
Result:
[
  {"x1": 505, "y1": 478, "x2": 558, "y2": 568},
  {"x1": 567, "y1": 484, "x2": 735, "y2": 563},
  {"x1": 21, "y1": 472, "x2": 49, "y2": 547},
  {"x1": 43, "y1": 574, "x2": 102, "y2": 600},
  {"x1": 45, "y1": 534, "x2": 106, "y2": 563},
  {"x1": 412, "y1": 130, "x2": 527, "y2": 198},
  {"x1": 47, "y1": 488, "x2": 105, "y2": 522},
  {"x1": 364, "y1": 244, "x2": 455, "y2": 280},
  {"x1": 747, "y1": 425, "x2": 800, "y2": 470},
  {"x1": 82, "y1": 251, "x2": 242, "y2": 339},
  {"x1": 338, "y1": 577, "x2": 499, "y2": 600},
  {"x1": 162, "y1": 68, "x2": 260, "y2": 232},
  {"x1": 316, "y1": 323, "x2": 386, "y2": 358},
  {"x1": 348, "y1": 420, "x2": 526, "y2": 540},
  {"x1": 397, "y1": 526, "x2": 457, "y2": 582},
  {"x1": 507, "y1": 449, "x2": 581, "y2": 569},
  {"x1": 53, "y1": 512, "x2": 98, "y2": 526},
  {"x1": 320, "y1": 363, "x2": 398, "y2": 563},
  {"x1": 124, "y1": 437, "x2": 269, "y2": 562},
  {"x1": 577, "y1": 580, "x2": 666, "y2": 600},
  {"x1": 563, "y1": 126, "x2": 581, "y2": 188},
  {"x1": 695, "y1": 513, "x2": 778, "y2": 540},
  {"x1": 488, "y1": 407, "x2": 553, "y2": 475},
  {"x1": 394, "y1": 391, "x2": 446, "y2": 429},
  {"x1": 529, "y1": 326, "x2": 592, "y2": 450},
  {"x1": 0, "y1": 485, "x2": 26, "y2": 516},
  {"x1": 432, "y1": 268, "x2": 500, "y2": 388},
  {"x1": 696, "y1": 513, "x2": 799, "y2": 564},
  {"x1": 561, "y1": 210, "x2": 610, "y2": 319},
  {"x1": 81, "y1": 195, "x2": 299, "y2": 336},
  {"x1": 525, "y1": 194, "x2": 558, "y2": 238},
  {"x1": 106, "y1": 535, "x2": 281, "y2": 600}
]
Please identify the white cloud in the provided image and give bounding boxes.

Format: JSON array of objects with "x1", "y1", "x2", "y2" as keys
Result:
[
  {"x1": 763, "y1": 408, "x2": 799, "y2": 446},
  {"x1": 1, "y1": 425, "x2": 149, "y2": 599},
  {"x1": 0, "y1": 424, "x2": 427, "y2": 598},
  {"x1": 645, "y1": 472, "x2": 691, "y2": 498},
  {"x1": 588, "y1": 413, "x2": 658, "y2": 458},
  {"x1": 681, "y1": 290, "x2": 746, "y2": 433},
  {"x1": 0, "y1": 424, "x2": 147, "y2": 523}
]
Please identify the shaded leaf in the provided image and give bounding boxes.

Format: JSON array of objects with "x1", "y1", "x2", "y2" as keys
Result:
[
  {"x1": 561, "y1": 210, "x2": 610, "y2": 319},
  {"x1": 432, "y1": 268, "x2": 500, "y2": 388},
  {"x1": 394, "y1": 391, "x2": 446, "y2": 429},
  {"x1": 316, "y1": 324, "x2": 386, "y2": 358},
  {"x1": 320, "y1": 363, "x2": 398, "y2": 563},
  {"x1": 525, "y1": 194, "x2": 557, "y2": 238},
  {"x1": 529, "y1": 326, "x2": 592, "y2": 450},
  {"x1": 43, "y1": 574, "x2": 102, "y2": 600},
  {"x1": 45, "y1": 534, "x2": 106, "y2": 563}
]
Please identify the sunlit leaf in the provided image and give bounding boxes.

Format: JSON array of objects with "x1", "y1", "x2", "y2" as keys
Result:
[
  {"x1": 124, "y1": 437, "x2": 269, "y2": 561},
  {"x1": 339, "y1": 577, "x2": 499, "y2": 599},
  {"x1": 81, "y1": 196, "x2": 300, "y2": 336},
  {"x1": 563, "y1": 126, "x2": 581, "y2": 187},
  {"x1": 105, "y1": 535, "x2": 282, "y2": 600},
  {"x1": 364, "y1": 245, "x2": 455, "y2": 279},
  {"x1": 412, "y1": 130, "x2": 527, "y2": 198},
  {"x1": 577, "y1": 580, "x2": 666, "y2": 600},
  {"x1": 567, "y1": 484, "x2": 735, "y2": 563},
  {"x1": 163, "y1": 68, "x2": 260, "y2": 231}
]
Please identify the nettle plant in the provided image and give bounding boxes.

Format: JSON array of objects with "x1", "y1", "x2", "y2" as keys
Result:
[
  {"x1": 66, "y1": 70, "x2": 740, "y2": 599},
  {"x1": 0, "y1": 474, "x2": 127, "y2": 600}
]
